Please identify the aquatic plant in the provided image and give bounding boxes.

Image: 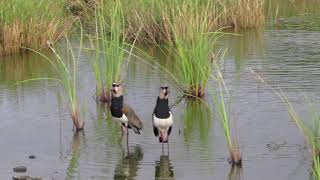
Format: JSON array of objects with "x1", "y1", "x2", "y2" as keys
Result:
[
  {"x1": 314, "y1": 155, "x2": 320, "y2": 180},
  {"x1": 18, "y1": 29, "x2": 85, "y2": 131},
  {"x1": 211, "y1": 58, "x2": 242, "y2": 166},
  {"x1": 169, "y1": 1, "x2": 219, "y2": 98},
  {"x1": 0, "y1": 0, "x2": 72, "y2": 56},
  {"x1": 49, "y1": 34, "x2": 85, "y2": 131},
  {"x1": 91, "y1": 0, "x2": 135, "y2": 103},
  {"x1": 251, "y1": 69, "x2": 320, "y2": 179},
  {"x1": 281, "y1": 94, "x2": 320, "y2": 180}
]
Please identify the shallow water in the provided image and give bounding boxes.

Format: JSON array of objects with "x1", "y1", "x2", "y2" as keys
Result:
[{"x1": 1, "y1": 10, "x2": 320, "y2": 180}]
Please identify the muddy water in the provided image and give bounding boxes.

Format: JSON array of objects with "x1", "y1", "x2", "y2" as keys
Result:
[{"x1": 1, "y1": 12, "x2": 320, "y2": 180}]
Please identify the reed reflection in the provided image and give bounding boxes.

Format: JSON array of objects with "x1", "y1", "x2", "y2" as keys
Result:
[
  {"x1": 228, "y1": 166, "x2": 243, "y2": 180},
  {"x1": 66, "y1": 131, "x2": 85, "y2": 178},
  {"x1": 183, "y1": 100, "x2": 211, "y2": 144}
]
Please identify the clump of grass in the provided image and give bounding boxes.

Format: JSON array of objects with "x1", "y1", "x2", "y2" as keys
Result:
[
  {"x1": 169, "y1": 1, "x2": 220, "y2": 98},
  {"x1": 0, "y1": 0, "x2": 73, "y2": 56},
  {"x1": 18, "y1": 29, "x2": 85, "y2": 131},
  {"x1": 211, "y1": 57, "x2": 242, "y2": 166},
  {"x1": 49, "y1": 34, "x2": 85, "y2": 130},
  {"x1": 101, "y1": 0, "x2": 126, "y2": 101},
  {"x1": 91, "y1": 0, "x2": 139, "y2": 102},
  {"x1": 251, "y1": 69, "x2": 320, "y2": 179}
]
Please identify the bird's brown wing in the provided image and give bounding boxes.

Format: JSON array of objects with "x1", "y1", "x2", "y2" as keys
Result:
[{"x1": 122, "y1": 104, "x2": 143, "y2": 130}]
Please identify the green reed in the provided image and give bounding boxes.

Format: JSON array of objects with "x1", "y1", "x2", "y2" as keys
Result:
[
  {"x1": 49, "y1": 33, "x2": 85, "y2": 130},
  {"x1": 91, "y1": 0, "x2": 127, "y2": 102},
  {"x1": 170, "y1": 0, "x2": 219, "y2": 98},
  {"x1": 211, "y1": 57, "x2": 242, "y2": 166},
  {"x1": 283, "y1": 96, "x2": 320, "y2": 180},
  {"x1": 18, "y1": 28, "x2": 85, "y2": 130},
  {"x1": 251, "y1": 69, "x2": 320, "y2": 179}
]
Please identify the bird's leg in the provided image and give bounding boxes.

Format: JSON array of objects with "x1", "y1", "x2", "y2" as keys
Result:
[
  {"x1": 120, "y1": 125, "x2": 124, "y2": 139},
  {"x1": 167, "y1": 140, "x2": 170, "y2": 156},
  {"x1": 121, "y1": 124, "x2": 128, "y2": 139},
  {"x1": 162, "y1": 142, "x2": 164, "y2": 155},
  {"x1": 126, "y1": 126, "x2": 130, "y2": 154}
]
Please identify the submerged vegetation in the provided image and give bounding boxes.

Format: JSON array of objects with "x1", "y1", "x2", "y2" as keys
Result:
[{"x1": 0, "y1": 0, "x2": 72, "y2": 55}]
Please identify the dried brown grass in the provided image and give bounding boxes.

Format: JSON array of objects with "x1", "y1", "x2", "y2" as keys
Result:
[{"x1": 0, "y1": 18, "x2": 73, "y2": 56}]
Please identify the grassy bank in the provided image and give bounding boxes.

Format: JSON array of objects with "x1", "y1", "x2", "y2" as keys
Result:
[
  {"x1": 0, "y1": 0, "x2": 265, "y2": 56},
  {"x1": 73, "y1": 0, "x2": 264, "y2": 44},
  {"x1": 122, "y1": 0, "x2": 265, "y2": 44},
  {"x1": 0, "y1": 0, "x2": 73, "y2": 56}
]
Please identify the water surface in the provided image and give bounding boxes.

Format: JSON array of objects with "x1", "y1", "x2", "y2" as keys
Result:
[{"x1": 1, "y1": 5, "x2": 320, "y2": 180}]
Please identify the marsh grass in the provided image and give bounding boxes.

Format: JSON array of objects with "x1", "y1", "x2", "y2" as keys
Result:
[
  {"x1": 121, "y1": 0, "x2": 264, "y2": 44},
  {"x1": 0, "y1": 0, "x2": 73, "y2": 56},
  {"x1": 251, "y1": 69, "x2": 320, "y2": 179},
  {"x1": 101, "y1": 0, "x2": 126, "y2": 100},
  {"x1": 91, "y1": 0, "x2": 141, "y2": 102},
  {"x1": 49, "y1": 33, "x2": 85, "y2": 130},
  {"x1": 91, "y1": 0, "x2": 125, "y2": 102},
  {"x1": 88, "y1": 0, "x2": 263, "y2": 99},
  {"x1": 224, "y1": 0, "x2": 265, "y2": 29},
  {"x1": 0, "y1": 0, "x2": 265, "y2": 54},
  {"x1": 66, "y1": 0, "x2": 96, "y2": 22},
  {"x1": 169, "y1": 1, "x2": 217, "y2": 98},
  {"x1": 18, "y1": 29, "x2": 85, "y2": 131},
  {"x1": 211, "y1": 58, "x2": 242, "y2": 166}
]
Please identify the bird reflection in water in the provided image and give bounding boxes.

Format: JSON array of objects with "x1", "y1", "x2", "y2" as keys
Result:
[
  {"x1": 155, "y1": 155, "x2": 175, "y2": 180},
  {"x1": 114, "y1": 145, "x2": 144, "y2": 180}
]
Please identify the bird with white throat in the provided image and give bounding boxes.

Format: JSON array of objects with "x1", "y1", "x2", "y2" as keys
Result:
[
  {"x1": 152, "y1": 86, "x2": 173, "y2": 143},
  {"x1": 110, "y1": 83, "x2": 143, "y2": 139}
]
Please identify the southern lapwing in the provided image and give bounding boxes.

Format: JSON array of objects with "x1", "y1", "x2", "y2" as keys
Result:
[
  {"x1": 153, "y1": 86, "x2": 173, "y2": 143},
  {"x1": 110, "y1": 83, "x2": 143, "y2": 139}
]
